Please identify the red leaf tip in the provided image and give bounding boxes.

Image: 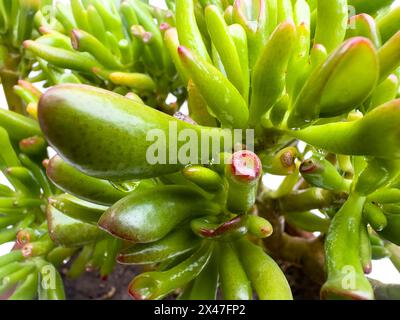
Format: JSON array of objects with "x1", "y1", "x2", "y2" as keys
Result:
[{"x1": 231, "y1": 150, "x2": 262, "y2": 181}]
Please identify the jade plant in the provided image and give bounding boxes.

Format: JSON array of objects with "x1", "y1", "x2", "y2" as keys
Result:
[
  {"x1": 0, "y1": 0, "x2": 53, "y2": 113},
  {"x1": 23, "y1": 0, "x2": 184, "y2": 111},
  {"x1": 0, "y1": 0, "x2": 400, "y2": 301}
]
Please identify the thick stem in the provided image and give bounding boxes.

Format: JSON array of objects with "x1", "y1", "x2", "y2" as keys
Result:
[
  {"x1": 0, "y1": 52, "x2": 24, "y2": 114},
  {"x1": 257, "y1": 189, "x2": 327, "y2": 285}
]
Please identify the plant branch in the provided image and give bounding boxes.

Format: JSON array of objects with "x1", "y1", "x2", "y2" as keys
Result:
[
  {"x1": 0, "y1": 50, "x2": 24, "y2": 114},
  {"x1": 257, "y1": 188, "x2": 327, "y2": 285}
]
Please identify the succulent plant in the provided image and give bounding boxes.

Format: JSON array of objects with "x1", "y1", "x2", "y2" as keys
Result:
[
  {"x1": 23, "y1": 0, "x2": 184, "y2": 111},
  {"x1": 0, "y1": 82, "x2": 127, "y2": 300},
  {"x1": 0, "y1": 0, "x2": 54, "y2": 113},
  {"x1": 1, "y1": 0, "x2": 400, "y2": 301}
]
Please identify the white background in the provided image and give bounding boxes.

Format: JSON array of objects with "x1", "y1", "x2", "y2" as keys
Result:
[{"x1": 1, "y1": 0, "x2": 400, "y2": 288}]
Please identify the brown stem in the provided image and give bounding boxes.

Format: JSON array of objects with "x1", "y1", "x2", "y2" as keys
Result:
[
  {"x1": 0, "y1": 51, "x2": 24, "y2": 114},
  {"x1": 277, "y1": 188, "x2": 337, "y2": 212},
  {"x1": 257, "y1": 190, "x2": 327, "y2": 285},
  {"x1": 0, "y1": 69, "x2": 23, "y2": 113}
]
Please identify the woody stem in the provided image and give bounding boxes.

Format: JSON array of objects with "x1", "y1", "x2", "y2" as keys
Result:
[{"x1": 257, "y1": 189, "x2": 327, "y2": 285}]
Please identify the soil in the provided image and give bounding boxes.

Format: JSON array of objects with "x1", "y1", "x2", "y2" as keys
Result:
[
  {"x1": 62, "y1": 262, "x2": 321, "y2": 300},
  {"x1": 61, "y1": 264, "x2": 143, "y2": 300},
  {"x1": 279, "y1": 262, "x2": 321, "y2": 300}
]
